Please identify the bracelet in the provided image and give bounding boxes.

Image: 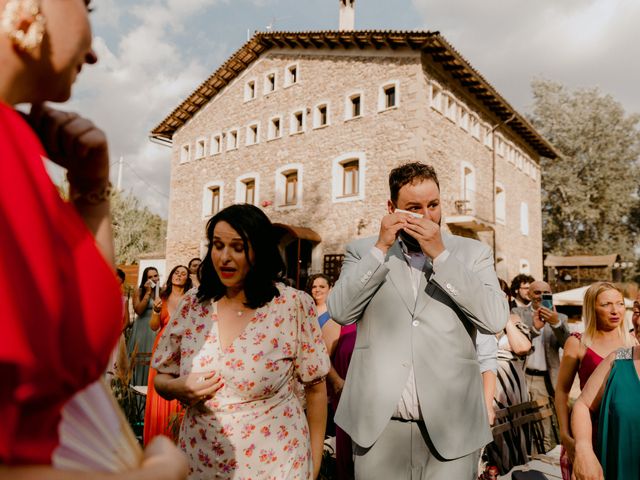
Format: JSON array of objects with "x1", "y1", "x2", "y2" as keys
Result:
[{"x1": 68, "y1": 178, "x2": 113, "y2": 205}]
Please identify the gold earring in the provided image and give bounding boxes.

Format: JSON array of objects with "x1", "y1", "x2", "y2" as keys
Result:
[{"x1": 0, "y1": 0, "x2": 46, "y2": 52}]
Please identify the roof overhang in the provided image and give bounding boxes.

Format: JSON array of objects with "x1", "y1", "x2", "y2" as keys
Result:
[
  {"x1": 444, "y1": 215, "x2": 494, "y2": 232},
  {"x1": 150, "y1": 30, "x2": 558, "y2": 159},
  {"x1": 544, "y1": 254, "x2": 620, "y2": 268},
  {"x1": 273, "y1": 223, "x2": 322, "y2": 243}
]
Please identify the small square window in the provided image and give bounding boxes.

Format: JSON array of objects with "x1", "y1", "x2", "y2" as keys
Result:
[
  {"x1": 180, "y1": 144, "x2": 190, "y2": 163},
  {"x1": 246, "y1": 124, "x2": 259, "y2": 146},
  {"x1": 314, "y1": 104, "x2": 328, "y2": 128},
  {"x1": 245, "y1": 80, "x2": 256, "y2": 101},
  {"x1": 244, "y1": 179, "x2": 255, "y2": 204},
  {"x1": 227, "y1": 130, "x2": 238, "y2": 150},
  {"x1": 431, "y1": 84, "x2": 442, "y2": 112},
  {"x1": 284, "y1": 171, "x2": 298, "y2": 205},
  {"x1": 384, "y1": 85, "x2": 396, "y2": 109},
  {"x1": 211, "y1": 134, "x2": 222, "y2": 155},
  {"x1": 351, "y1": 95, "x2": 361, "y2": 118},
  {"x1": 291, "y1": 111, "x2": 305, "y2": 134},
  {"x1": 286, "y1": 64, "x2": 298, "y2": 85},
  {"x1": 269, "y1": 117, "x2": 281, "y2": 139},
  {"x1": 209, "y1": 187, "x2": 221, "y2": 215},
  {"x1": 195, "y1": 138, "x2": 206, "y2": 158},
  {"x1": 265, "y1": 72, "x2": 276, "y2": 93}
]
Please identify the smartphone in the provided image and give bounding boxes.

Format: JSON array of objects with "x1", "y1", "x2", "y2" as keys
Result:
[{"x1": 541, "y1": 293, "x2": 553, "y2": 310}]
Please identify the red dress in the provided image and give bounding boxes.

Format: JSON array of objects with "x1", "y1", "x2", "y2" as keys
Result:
[
  {"x1": 143, "y1": 300, "x2": 182, "y2": 445},
  {"x1": 0, "y1": 102, "x2": 122, "y2": 464}
]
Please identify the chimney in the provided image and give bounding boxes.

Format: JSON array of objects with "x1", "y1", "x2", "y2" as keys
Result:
[{"x1": 339, "y1": 0, "x2": 355, "y2": 31}]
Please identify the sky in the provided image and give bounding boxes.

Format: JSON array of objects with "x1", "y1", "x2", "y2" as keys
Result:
[{"x1": 65, "y1": 0, "x2": 640, "y2": 217}]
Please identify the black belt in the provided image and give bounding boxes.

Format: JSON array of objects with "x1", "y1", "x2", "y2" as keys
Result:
[{"x1": 526, "y1": 368, "x2": 547, "y2": 377}]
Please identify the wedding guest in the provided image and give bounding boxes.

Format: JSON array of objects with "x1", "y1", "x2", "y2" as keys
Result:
[{"x1": 0, "y1": 0, "x2": 187, "y2": 477}]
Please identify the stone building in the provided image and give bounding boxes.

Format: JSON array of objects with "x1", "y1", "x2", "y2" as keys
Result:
[{"x1": 151, "y1": 28, "x2": 557, "y2": 288}]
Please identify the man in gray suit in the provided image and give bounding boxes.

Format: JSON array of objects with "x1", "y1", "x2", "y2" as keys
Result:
[
  {"x1": 327, "y1": 162, "x2": 509, "y2": 479},
  {"x1": 512, "y1": 280, "x2": 569, "y2": 453}
]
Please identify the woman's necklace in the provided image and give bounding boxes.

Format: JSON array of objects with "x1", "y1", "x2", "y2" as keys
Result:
[{"x1": 221, "y1": 296, "x2": 248, "y2": 317}]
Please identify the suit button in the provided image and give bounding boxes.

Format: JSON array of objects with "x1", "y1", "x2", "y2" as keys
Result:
[
  {"x1": 402, "y1": 362, "x2": 409, "y2": 368},
  {"x1": 412, "y1": 320, "x2": 419, "y2": 327}
]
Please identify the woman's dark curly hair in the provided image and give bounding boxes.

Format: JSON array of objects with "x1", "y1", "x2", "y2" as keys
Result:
[{"x1": 197, "y1": 204, "x2": 285, "y2": 309}]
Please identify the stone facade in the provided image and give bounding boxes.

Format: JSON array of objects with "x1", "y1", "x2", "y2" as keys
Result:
[{"x1": 163, "y1": 44, "x2": 544, "y2": 285}]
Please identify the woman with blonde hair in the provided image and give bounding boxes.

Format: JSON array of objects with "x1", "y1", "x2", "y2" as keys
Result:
[
  {"x1": 555, "y1": 281, "x2": 636, "y2": 479},
  {"x1": 0, "y1": 0, "x2": 186, "y2": 477}
]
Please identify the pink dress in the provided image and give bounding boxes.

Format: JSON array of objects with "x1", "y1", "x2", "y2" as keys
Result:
[
  {"x1": 560, "y1": 332, "x2": 604, "y2": 480},
  {"x1": 153, "y1": 285, "x2": 330, "y2": 480}
]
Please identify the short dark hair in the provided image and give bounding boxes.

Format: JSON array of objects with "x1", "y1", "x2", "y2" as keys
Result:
[
  {"x1": 161, "y1": 265, "x2": 193, "y2": 300},
  {"x1": 116, "y1": 268, "x2": 126, "y2": 283},
  {"x1": 510, "y1": 274, "x2": 535, "y2": 297},
  {"x1": 389, "y1": 162, "x2": 439, "y2": 204},
  {"x1": 197, "y1": 204, "x2": 285, "y2": 309},
  {"x1": 305, "y1": 273, "x2": 333, "y2": 295}
]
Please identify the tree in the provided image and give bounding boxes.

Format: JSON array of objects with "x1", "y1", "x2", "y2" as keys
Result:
[
  {"x1": 528, "y1": 79, "x2": 640, "y2": 277},
  {"x1": 111, "y1": 190, "x2": 167, "y2": 264}
]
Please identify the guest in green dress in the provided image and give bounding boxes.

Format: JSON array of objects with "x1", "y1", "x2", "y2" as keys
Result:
[{"x1": 571, "y1": 346, "x2": 640, "y2": 480}]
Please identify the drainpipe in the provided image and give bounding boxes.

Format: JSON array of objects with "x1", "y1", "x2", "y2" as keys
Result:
[{"x1": 488, "y1": 113, "x2": 516, "y2": 266}]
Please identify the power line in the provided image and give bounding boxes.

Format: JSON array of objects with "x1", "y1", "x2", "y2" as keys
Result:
[{"x1": 119, "y1": 161, "x2": 170, "y2": 199}]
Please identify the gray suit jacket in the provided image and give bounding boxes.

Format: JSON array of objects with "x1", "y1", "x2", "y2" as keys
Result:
[
  {"x1": 327, "y1": 233, "x2": 509, "y2": 460},
  {"x1": 511, "y1": 306, "x2": 569, "y2": 391}
]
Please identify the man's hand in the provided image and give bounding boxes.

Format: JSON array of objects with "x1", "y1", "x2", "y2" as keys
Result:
[
  {"x1": 374, "y1": 212, "x2": 408, "y2": 254},
  {"x1": 539, "y1": 306, "x2": 560, "y2": 326},
  {"x1": 402, "y1": 216, "x2": 445, "y2": 259}
]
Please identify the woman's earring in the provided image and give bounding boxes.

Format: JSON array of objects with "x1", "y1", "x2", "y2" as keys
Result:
[{"x1": 0, "y1": 0, "x2": 46, "y2": 52}]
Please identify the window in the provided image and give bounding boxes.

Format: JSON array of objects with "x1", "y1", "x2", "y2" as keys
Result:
[
  {"x1": 290, "y1": 110, "x2": 305, "y2": 134},
  {"x1": 268, "y1": 116, "x2": 282, "y2": 140},
  {"x1": 235, "y1": 174, "x2": 260, "y2": 205},
  {"x1": 246, "y1": 123, "x2": 259, "y2": 146},
  {"x1": 495, "y1": 184, "x2": 506, "y2": 224},
  {"x1": 264, "y1": 72, "x2": 276, "y2": 94},
  {"x1": 275, "y1": 164, "x2": 303, "y2": 208},
  {"x1": 202, "y1": 181, "x2": 224, "y2": 218},
  {"x1": 244, "y1": 180, "x2": 255, "y2": 204},
  {"x1": 462, "y1": 164, "x2": 475, "y2": 213},
  {"x1": 211, "y1": 133, "x2": 222, "y2": 155},
  {"x1": 470, "y1": 115, "x2": 480, "y2": 139},
  {"x1": 430, "y1": 82, "x2": 443, "y2": 112},
  {"x1": 516, "y1": 151, "x2": 524, "y2": 170},
  {"x1": 227, "y1": 129, "x2": 238, "y2": 150},
  {"x1": 210, "y1": 187, "x2": 220, "y2": 215},
  {"x1": 195, "y1": 137, "x2": 206, "y2": 159},
  {"x1": 314, "y1": 103, "x2": 329, "y2": 128},
  {"x1": 445, "y1": 94, "x2": 457, "y2": 122},
  {"x1": 342, "y1": 160, "x2": 359, "y2": 197},
  {"x1": 459, "y1": 108, "x2": 469, "y2": 131},
  {"x1": 345, "y1": 92, "x2": 363, "y2": 120},
  {"x1": 285, "y1": 63, "x2": 298, "y2": 86},
  {"x1": 378, "y1": 81, "x2": 399, "y2": 111},
  {"x1": 483, "y1": 124, "x2": 493, "y2": 149},
  {"x1": 519, "y1": 259, "x2": 531, "y2": 275},
  {"x1": 520, "y1": 202, "x2": 529, "y2": 236},
  {"x1": 284, "y1": 171, "x2": 297, "y2": 205},
  {"x1": 180, "y1": 143, "x2": 190, "y2": 163},
  {"x1": 496, "y1": 135, "x2": 505, "y2": 157},
  {"x1": 331, "y1": 152, "x2": 366, "y2": 202},
  {"x1": 244, "y1": 79, "x2": 256, "y2": 101}
]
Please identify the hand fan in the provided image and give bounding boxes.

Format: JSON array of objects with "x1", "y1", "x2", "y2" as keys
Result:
[{"x1": 52, "y1": 379, "x2": 143, "y2": 472}]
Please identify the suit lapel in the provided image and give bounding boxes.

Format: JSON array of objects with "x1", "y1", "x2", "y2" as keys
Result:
[{"x1": 385, "y1": 241, "x2": 415, "y2": 314}]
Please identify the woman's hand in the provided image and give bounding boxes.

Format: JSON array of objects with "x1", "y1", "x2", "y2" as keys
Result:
[
  {"x1": 144, "y1": 279, "x2": 154, "y2": 295},
  {"x1": 572, "y1": 444, "x2": 603, "y2": 480},
  {"x1": 28, "y1": 105, "x2": 109, "y2": 189},
  {"x1": 142, "y1": 436, "x2": 189, "y2": 480},
  {"x1": 155, "y1": 372, "x2": 223, "y2": 407},
  {"x1": 330, "y1": 376, "x2": 345, "y2": 397},
  {"x1": 560, "y1": 432, "x2": 576, "y2": 462},
  {"x1": 153, "y1": 298, "x2": 162, "y2": 313}
]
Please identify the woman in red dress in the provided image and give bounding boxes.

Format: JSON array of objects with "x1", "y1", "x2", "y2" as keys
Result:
[
  {"x1": 555, "y1": 281, "x2": 636, "y2": 479},
  {"x1": 0, "y1": 0, "x2": 186, "y2": 478},
  {"x1": 144, "y1": 265, "x2": 192, "y2": 445}
]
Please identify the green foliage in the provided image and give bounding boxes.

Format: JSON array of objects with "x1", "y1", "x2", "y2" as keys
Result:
[
  {"x1": 529, "y1": 79, "x2": 640, "y2": 277},
  {"x1": 111, "y1": 190, "x2": 167, "y2": 264}
]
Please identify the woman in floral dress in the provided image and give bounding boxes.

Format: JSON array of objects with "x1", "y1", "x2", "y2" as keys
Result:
[{"x1": 153, "y1": 204, "x2": 330, "y2": 480}]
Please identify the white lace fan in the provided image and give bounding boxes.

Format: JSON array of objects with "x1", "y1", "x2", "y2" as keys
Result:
[{"x1": 52, "y1": 379, "x2": 143, "y2": 472}]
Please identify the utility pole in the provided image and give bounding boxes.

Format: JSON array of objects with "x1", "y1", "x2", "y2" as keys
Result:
[{"x1": 116, "y1": 156, "x2": 124, "y2": 191}]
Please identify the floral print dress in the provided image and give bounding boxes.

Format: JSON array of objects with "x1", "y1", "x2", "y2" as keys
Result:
[{"x1": 153, "y1": 284, "x2": 330, "y2": 480}]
